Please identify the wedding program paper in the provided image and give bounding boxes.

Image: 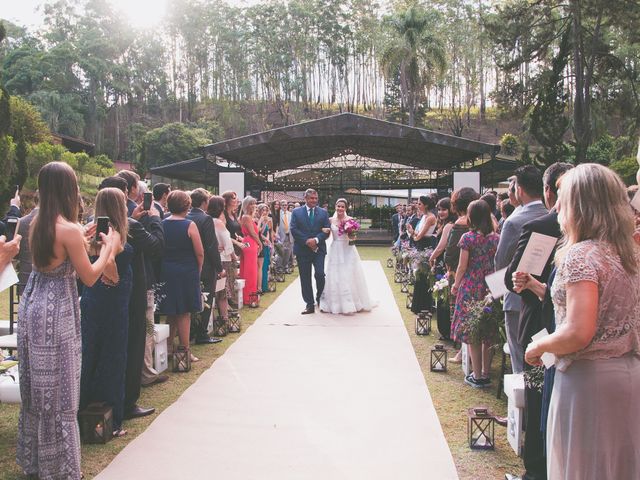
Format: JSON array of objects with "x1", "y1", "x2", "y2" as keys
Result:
[
  {"x1": 531, "y1": 328, "x2": 557, "y2": 368},
  {"x1": 215, "y1": 277, "x2": 226, "y2": 292},
  {"x1": 0, "y1": 263, "x2": 18, "y2": 293},
  {"x1": 485, "y1": 268, "x2": 509, "y2": 299},
  {"x1": 516, "y1": 232, "x2": 558, "y2": 276}
]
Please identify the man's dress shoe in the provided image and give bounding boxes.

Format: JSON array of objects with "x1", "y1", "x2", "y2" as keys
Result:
[
  {"x1": 301, "y1": 306, "x2": 315, "y2": 315},
  {"x1": 124, "y1": 405, "x2": 155, "y2": 420}
]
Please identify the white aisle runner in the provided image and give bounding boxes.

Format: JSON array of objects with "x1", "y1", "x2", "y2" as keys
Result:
[{"x1": 96, "y1": 261, "x2": 458, "y2": 480}]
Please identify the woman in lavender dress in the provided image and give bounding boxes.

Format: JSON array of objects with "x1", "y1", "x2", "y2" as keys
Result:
[{"x1": 17, "y1": 162, "x2": 119, "y2": 480}]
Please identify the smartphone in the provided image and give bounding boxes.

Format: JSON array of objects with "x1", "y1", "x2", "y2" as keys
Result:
[
  {"x1": 4, "y1": 218, "x2": 18, "y2": 242},
  {"x1": 143, "y1": 192, "x2": 152, "y2": 210},
  {"x1": 95, "y1": 216, "x2": 109, "y2": 242}
]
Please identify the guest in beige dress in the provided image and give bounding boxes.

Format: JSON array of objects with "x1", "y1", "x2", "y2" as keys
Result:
[{"x1": 524, "y1": 163, "x2": 640, "y2": 480}]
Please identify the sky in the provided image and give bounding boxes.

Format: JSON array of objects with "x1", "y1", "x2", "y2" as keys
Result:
[{"x1": 0, "y1": 0, "x2": 257, "y2": 31}]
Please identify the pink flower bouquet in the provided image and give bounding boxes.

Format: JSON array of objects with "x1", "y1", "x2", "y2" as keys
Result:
[{"x1": 338, "y1": 218, "x2": 360, "y2": 245}]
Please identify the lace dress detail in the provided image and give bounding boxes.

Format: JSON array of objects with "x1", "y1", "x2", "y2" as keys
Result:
[
  {"x1": 551, "y1": 240, "x2": 640, "y2": 371},
  {"x1": 319, "y1": 219, "x2": 374, "y2": 314}
]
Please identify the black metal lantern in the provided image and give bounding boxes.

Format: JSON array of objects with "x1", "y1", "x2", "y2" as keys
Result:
[
  {"x1": 430, "y1": 344, "x2": 448, "y2": 372},
  {"x1": 386, "y1": 258, "x2": 394, "y2": 268},
  {"x1": 409, "y1": 270, "x2": 416, "y2": 285},
  {"x1": 394, "y1": 271, "x2": 403, "y2": 283},
  {"x1": 406, "y1": 292, "x2": 413, "y2": 310},
  {"x1": 79, "y1": 402, "x2": 113, "y2": 444},
  {"x1": 249, "y1": 291, "x2": 260, "y2": 308},
  {"x1": 173, "y1": 345, "x2": 191, "y2": 373},
  {"x1": 415, "y1": 310, "x2": 432, "y2": 335},
  {"x1": 268, "y1": 278, "x2": 277, "y2": 292},
  {"x1": 286, "y1": 265, "x2": 293, "y2": 274},
  {"x1": 401, "y1": 278, "x2": 409, "y2": 293},
  {"x1": 228, "y1": 310, "x2": 241, "y2": 333},
  {"x1": 468, "y1": 407, "x2": 495, "y2": 450},
  {"x1": 213, "y1": 316, "x2": 228, "y2": 337}
]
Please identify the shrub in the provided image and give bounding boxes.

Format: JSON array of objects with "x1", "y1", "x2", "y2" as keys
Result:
[{"x1": 500, "y1": 133, "x2": 519, "y2": 156}]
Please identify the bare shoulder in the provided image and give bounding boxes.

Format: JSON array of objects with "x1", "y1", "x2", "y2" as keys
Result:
[{"x1": 57, "y1": 218, "x2": 83, "y2": 238}]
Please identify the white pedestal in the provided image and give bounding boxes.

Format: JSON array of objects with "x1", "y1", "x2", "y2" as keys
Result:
[
  {"x1": 461, "y1": 343, "x2": 472, "y2": 377},
  {"x1": 504, "y1": 373, "x2": 525, "y2": 456},
  {"x1": 235, "y1": 279, "x2": 246, "y2": 310},
  {"x1": 153, "y1": 324, "x2": 170, "y2": 374},
  {"x1": 0, "y1": 367, "x2": 21, "y2": 403}
]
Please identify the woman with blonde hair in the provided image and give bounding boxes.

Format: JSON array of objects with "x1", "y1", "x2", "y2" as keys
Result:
[
  {"x1": 257, "y1": 203, "x2": 273, "y2": 293},
  {"x1": 80, "y1": 187, "x2": 132, "y2": 437},
  {"x1": 524, "y1": 164, "x2": 640, "y2": 479},
  {"x1": 18, "y1": 162, "x2": 120, "y2": 479}
]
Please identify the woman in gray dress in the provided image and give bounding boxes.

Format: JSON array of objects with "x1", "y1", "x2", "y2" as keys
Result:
[
  {"x1": 524, "y1": 164, "x2": 640, "y2": 480},
  {"x1": 17, "y1": 162, "x2": 120, "y2": 480}
]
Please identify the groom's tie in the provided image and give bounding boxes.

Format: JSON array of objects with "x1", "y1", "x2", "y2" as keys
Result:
[{"x1": 309, "y1": 207, "x2": 315, "y2": 223}]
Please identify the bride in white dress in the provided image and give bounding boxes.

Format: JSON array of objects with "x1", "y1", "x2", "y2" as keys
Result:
[{"x1": 319, "y1": 198, "x2": 374, "y2": 314}]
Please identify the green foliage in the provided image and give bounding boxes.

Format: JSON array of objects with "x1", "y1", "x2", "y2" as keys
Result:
[
  {"x1": 609, "y1": 156, "x2": 638, "y2": 185},
  {"x1": 26, "y1": 142, "x2": 67, "y2": 176},
  {"x1": 520, "y1": 143, "x2": 532, "y2": 165},
  {"x1": 586, "y1": 135, "x2": 616, "y2": 165},
  {"x1": 142, "y1": 122, "x2": 212, "y2": 170},
  {"x1": 8, "y1": 96, "x2": 50, "y2": 143},
  {"x1": 500, "y1": 133, "x2": 519, "y2": 156}
]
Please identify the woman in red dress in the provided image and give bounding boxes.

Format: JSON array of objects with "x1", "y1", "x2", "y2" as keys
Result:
[{"x1": 239, "y1": 196, "x2": 262, "y2": 305}]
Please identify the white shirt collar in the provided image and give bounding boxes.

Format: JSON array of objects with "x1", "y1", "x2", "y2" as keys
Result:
[{"x1": 306, "y1": 206, "x2": 314, "y2": 213}]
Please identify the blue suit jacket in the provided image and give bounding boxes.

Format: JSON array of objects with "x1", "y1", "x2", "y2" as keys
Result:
[{"x1": 290, "y1": 206, "x2": 331, "y2": 257}]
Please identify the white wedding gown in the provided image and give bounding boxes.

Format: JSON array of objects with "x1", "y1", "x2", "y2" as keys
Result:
[{"x1": 319, "y1": 220, "x2": 374, "y2": 314}]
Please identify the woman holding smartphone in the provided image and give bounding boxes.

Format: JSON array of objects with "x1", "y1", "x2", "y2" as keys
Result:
[{"x1": 17, "y1": 162, "x2": 119, "y2": 480}]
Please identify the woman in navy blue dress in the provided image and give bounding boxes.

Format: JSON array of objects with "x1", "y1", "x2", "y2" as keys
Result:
[
  {"x1": 80, "y1": 187, "x2": 133, "y2": 437},
  {"x1": 158, "y1": 190, "x2": 204, "y2": 362}
]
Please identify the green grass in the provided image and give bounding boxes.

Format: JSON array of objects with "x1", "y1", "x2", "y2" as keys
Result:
[{"x1": 0, "y1": 248, "x2": 520, "y2": 479}]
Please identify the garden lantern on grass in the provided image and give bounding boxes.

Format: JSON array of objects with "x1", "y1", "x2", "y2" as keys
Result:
[
  {"x1": 406, "y1": 292, "x2": 413, "y2": 310},
  {"x1": 394, "y1": 271, "x2": 403, "y2": 283},
  {"x1": 430, "y1": 344, "x2": 448, "y2": 372},
  {"x1": 415, "y1": 310, "x2": 432, "y2": 335},
  {"x1": 173, "y1": 345, "x2": 191, "y2": 373},
  {"x1": 268, "y1": 278, "x2": 277, "y2": 292},
  {"x1": 79, "y1": 402, "x2": 113, "y2": 444},
  {"x1": 228, "y1": 310, "x2": 241, "y2": 333},
  {"x1": 401, "y1": 278, "x2": 409, "y2": 293},
  {"x1": 249, "y1": 291, "x2": 260, "y2": 308},
  {"x1": 467, "y1": 407, "x2": 495, "y2": 450},
  {"x1": 386, "y1": 257, "x2": 394, "y2": 268},
  {"x1": 213, "y1": 316, "x2": 228, "y2": 337},
  {"x1": 275, "y1": 268, "x2": 285, "y2": 282}
]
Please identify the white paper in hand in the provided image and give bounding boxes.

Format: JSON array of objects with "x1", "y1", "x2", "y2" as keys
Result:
[
  {"x1": 215, "y1": 277, "x2": 226, "y2": 292},
  {"x1": 485, "y1": 268, "x2": 509, "y2": 298},
  {"x1": 531, "y1": 328, "x2": 557, "y2": 368},
  {"x1": 0, "y1": 263, "x2": 19, "y2": 293},
  {"x1": 516, "y1": 232, "x2": 558, "y2": 276}
]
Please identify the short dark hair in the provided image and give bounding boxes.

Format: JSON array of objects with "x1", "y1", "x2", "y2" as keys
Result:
[
  {"x1": 153, "y1": 183, "x2": 171, "y2": 201},
  {"x1": 99, "y1": 176, "x2": 128, "y2": 194},
  {"x1": 497, "y1": 192, "x2": 509, "y2": 202},
  {"x1": 190, "y1": 188, "x2": 210, "y2": 209},
  {"x1": 480, "y1": 193, "x2": 497, "y2": 212},
  {"x1": 207, "y1": 195, "x2": 225, "y2": 218},
  {"x1": 514, "y1": 165, "x2": 543, "y2": 198},
  {"x1": 543, "y1": 162, "x2": 574, "y2": 197},
  {"x1": 451, "y1": 187, "x2": 479, "y2": 215},
  {"x1": 167, "y1": 190, "x2": 191, "y2": 214},
  {"x1": 116, "y1": 170, "x2": 140, "y2": 192},
  {"x1": 468, "y1": 199, "x2": 494, "y2": 235},
  {"x1": 501, "y1": 198, "x2": 515, "y2": 218}
]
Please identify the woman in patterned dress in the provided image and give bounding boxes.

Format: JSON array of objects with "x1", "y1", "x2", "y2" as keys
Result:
[
  {"x1": 451, "y1": 199, "x2": 499, "y2": 388},
  {"x1": 17, "y1": 162, "x2": 120, "y2": 480}
]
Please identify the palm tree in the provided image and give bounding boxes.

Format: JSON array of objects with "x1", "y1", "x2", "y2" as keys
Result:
[{"x1": 380, "y1": 4, "x2": 446, "y2": 127}]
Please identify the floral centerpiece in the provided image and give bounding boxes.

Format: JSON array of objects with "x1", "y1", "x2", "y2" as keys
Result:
[
  {"x1": 339, "y1": 218, "x2": 360, "y2": 245},
  {"x1": 464, "y1": 296, "x2": 504, "y2": 344}
]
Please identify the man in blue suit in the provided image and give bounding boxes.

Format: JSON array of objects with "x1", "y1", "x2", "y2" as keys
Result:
[{"x1": 290, "y1": 188, "x2": 331, "y2": 314}]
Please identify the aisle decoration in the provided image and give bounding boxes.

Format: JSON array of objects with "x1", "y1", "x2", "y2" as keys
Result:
[
  {"x1": 464, "y1": 297, "x2": 503, "y2": 344},
  {"x1": 467, "y1": 407, "x2": 495, "y2": 450},
  {"x1": 415, "y1": 310, "x2": 432, "y2": 335},
  {"x1": 432, "y1": 276, "x2": 450, "y2": 305},
  {"x1": 430, "y1": 344, "x2": 448, "y2": 372},
  {"x1": 173, "y1": 345, "x2": 191, "y2": 372},
  {"x1": 79, "y1": 403, "x2": 113, "y2": 444}
]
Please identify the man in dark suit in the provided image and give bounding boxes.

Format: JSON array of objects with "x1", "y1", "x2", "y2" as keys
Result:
[
  {"x1": 152, "y1": 183, "x2": 171, "y2": 219},
  {"x1": 290, "y1": 188, "x2": 331, "y2": 314},
  {"x1": 503, "y1": 162, "x2": 573, "y2": 480},
  {"x1": 187, "y1": 188, "x2": 223, "y2": 344},
  {"x1": 111, "y1": 172, "x2": 166, "y2": 417},
  {"x1": 391, "y1": 204, "x2": 402, "y2": 242}
]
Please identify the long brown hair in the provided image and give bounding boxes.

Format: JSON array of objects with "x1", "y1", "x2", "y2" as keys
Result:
[
  {"x1": 30, "y1": 162, "x2": 80, "y2": 269},
  {"x1": 94, "y1": 188, "x2": 128, "y2": 246}
]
